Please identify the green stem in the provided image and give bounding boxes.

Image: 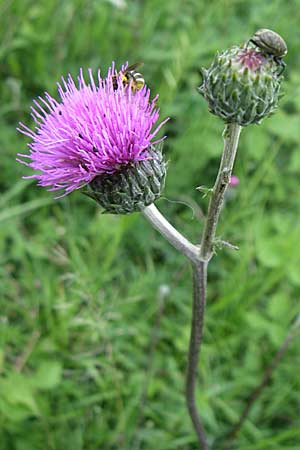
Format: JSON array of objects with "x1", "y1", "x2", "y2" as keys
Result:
[
  {"x1": 185, "y1": 123, "x2": 242, "y2": 449},
  {"x1": 186, "y1": 260, "x2": 210, "y2": 450},
  {"x1": 142, "y1": 123, "x2": 242, "y2": 449},
  {"x1": 200, "y1": 123, "x2": 242, "y2": 261}
]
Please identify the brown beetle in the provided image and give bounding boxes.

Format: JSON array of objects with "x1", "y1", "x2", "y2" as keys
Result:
[{"x1": 248, "y1": 28, "x2": 287, "y2": 75}]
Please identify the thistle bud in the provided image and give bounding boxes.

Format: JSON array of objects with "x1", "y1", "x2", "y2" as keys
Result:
[
  {"x1": 198, "y1": 46, "x2": 284, "y2": 126},
  {"x1": 86, "y1": 144, "x2": 166, "y2": 214}
]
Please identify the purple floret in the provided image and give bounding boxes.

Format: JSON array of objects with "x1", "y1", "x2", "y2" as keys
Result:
[{"x1": 17, "y1": 63, "x2": 168, "y2": 197}]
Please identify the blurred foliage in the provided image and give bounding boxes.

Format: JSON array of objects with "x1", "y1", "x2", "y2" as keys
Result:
[{"x1": 1, "y1": 0, "x2": 300, "y2": 449}]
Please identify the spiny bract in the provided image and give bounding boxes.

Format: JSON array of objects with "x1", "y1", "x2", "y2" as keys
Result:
[
  {"x1": 86, "y1": 143, "x2": 166, "y2": 214},
  {"x1": 198, "y1": 46, "x2": 283, "y2": 126}
]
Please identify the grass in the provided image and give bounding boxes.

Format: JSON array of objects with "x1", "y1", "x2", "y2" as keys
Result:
[{"x1": 1, "y1": 0, "x2": 300, "y2": 449}]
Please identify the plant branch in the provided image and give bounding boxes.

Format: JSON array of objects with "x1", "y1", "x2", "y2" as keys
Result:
[
  {"x1": 142, "y1": 203, "x2": 200, "y2": 263},
  {"x1": 222, "y1": 315, "x2": 300, "y2": 450},
  {"x1": 184, "y1": 123, "x2": 242, "y2": 449},
  {"x1": 200, "y1": 123, "x2": 242, "y2": 261},
  {"x1": 142, "y1": 123, "x2": 242, "y2": 449},
  {"x1": 142, "y1": 205, "x2": 211, "y2": 448}
]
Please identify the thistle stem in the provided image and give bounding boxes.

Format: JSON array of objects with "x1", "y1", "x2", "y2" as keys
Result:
[
  {"x1": 142, "y1": 122, "x2": 242, "y2": 449},
  {"x1": 142, "y1": 205, "x2": 210, "y2": 448},
  {"x1": 142, "y1": 203, "x2": 200, "y2": 263},
  {"x1": 186, "y1": 260, "x2": 210, "y2": 450},
  {"x1": 200, "y1": 123, "x2": 242, "y2": 261},
  {"x1": 185, "y1": 123, "x2": 242, "y2": 449}
]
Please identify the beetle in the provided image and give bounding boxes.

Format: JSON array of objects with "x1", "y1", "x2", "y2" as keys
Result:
[{"x1": 247, "y1": 28, "x2": 287, "y2": 75}]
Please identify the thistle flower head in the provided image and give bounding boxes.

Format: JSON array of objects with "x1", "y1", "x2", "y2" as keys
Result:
[
  {"x1": 198, "y1": 45, "x2": 285, "y2": 126},
  {"x1": 17, "y1": 63, "x2": 168, "y2": 199}
]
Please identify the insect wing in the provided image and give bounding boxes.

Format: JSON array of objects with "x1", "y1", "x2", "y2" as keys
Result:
[{"x1": 125, "y1": 62, "x2": 144, "y2": 73}]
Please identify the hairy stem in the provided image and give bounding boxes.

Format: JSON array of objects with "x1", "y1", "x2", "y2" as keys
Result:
[
  {"x1": 142, "y1": 203, "x2": 200, "y2": 263},
  {"x1": 200, "y1": 123, "x2": 242, "y2": 261},
  {"x1": 186, "y1": 261, "x2": 210, "y2": 450},
  {"x1": 184, "y1": 123, "x2": 242, "y2": 448},
  {"x1": 142, "y1": 123, "x2": 242, "y2": 449}
]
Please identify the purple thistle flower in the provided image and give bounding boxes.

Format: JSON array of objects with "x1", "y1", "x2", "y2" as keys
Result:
[
  {"x1": 17, "y1": 63, "x2": 168, "y2": 197},
  {"x1": 236, "y1": 48, "x2": 264, "y2": 71}
]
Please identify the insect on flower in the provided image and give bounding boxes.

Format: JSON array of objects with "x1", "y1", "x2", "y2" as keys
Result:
[
  {"x1": 112, "y1": 62, "x2": 145, "y2": 92},
  {"x1": 247, "y1": 28, "x2": 287, "y2": 75},
  {"x1": 17, "y1": 64, "x2": 168, "y2": 199}
]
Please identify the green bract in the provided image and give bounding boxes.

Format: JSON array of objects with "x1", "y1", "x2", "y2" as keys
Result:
[
  {"x1": 198, "y1": 46, "x2": 283, "y2": 126},
  {"x1": 86, "y1": 144, "x2": 166, "y2": 214}
]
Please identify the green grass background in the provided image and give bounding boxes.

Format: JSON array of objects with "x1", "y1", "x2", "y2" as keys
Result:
[{"x1": 1, "y1": 0, "x2": 300, "y2": 449}]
